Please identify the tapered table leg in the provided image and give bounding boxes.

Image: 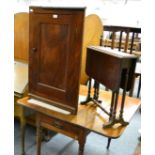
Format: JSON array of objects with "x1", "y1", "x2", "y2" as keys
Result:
[
  {"x1": 78, "y1": 130, "x2": 88, "y2": 155},
  {"x1": 36, "y1": 116, "x2": 42, "y2": 155},
  {"x1": 78, "y1": 140, "x2": 85, "y2": 155},
  {"x1": 20, "y1": 112, "x2": 26, "y2": 155},
  {"x1": 106, "y1": 138, "x2": 112, "y2": 149}
]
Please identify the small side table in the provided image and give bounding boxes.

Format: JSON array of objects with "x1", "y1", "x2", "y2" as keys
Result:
[{"x1": 82, "y1": 46, "x2": 137, "y2": 128}]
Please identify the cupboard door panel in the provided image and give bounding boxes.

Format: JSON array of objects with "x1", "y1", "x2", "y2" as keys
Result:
[{"x1": 39, "y1": 23, "x2": 69, "y2": 90}]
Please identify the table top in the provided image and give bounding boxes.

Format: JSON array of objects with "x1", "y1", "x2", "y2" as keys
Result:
[
  {"x1": 17, "y1": 85, "x2": 140, "y2": 139},
  {"x1": 14, "y1": 60, "x2": 28, "y2": 94},
  {"x1": 88, "y1": 46, "x2": 137, "y2": 59}
]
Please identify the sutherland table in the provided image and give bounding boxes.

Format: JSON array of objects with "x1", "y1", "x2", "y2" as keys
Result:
[
  {"x1": 83, "y1": 46, "x2": 137, "y2": 128},
  {"x1": 17, "y1": 85, "x2": 140, "y2": 155}
]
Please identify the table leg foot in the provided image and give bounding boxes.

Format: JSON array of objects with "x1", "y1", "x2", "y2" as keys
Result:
[
  {"x1": 103, "y1": 118, "x2": 129, "y2": 128},
  {"x1": 118, "y1": 118, "x2": 129, "y2": 126},
  {"x1": 80, "y1": 97, "x2": 93, "y2": 105}
]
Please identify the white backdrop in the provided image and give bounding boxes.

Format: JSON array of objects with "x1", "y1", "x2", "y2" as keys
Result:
[{"x1": 15, "y1": 0, "x2": 141, "y2": 27}]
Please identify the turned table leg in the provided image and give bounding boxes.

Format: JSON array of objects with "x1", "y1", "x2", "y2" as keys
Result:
[{"x1": 78, "y1": 130, "x2": 89, "y2": 155}]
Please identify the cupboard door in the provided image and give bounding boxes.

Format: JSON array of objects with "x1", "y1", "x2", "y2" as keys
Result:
[{"x1": 29, "y1": 8, "x2": 85, "y2": 114}]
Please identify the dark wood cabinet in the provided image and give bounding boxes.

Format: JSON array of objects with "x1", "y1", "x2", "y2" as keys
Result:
[
  {"x1": 29, "y1": 7, "x2": 85, "y2": 114},
  {"x1": 84, "y1": 46, "x2": 137, "y2": 128}
]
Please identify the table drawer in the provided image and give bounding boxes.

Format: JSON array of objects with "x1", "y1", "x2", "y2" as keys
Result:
[{"x1": 39, "y1": 114, "x2": 81, "y2": 139}]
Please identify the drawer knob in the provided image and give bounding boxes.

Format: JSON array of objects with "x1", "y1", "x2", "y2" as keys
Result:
[
  {"x1": 52, "y1": 14, "x2": 58, "y2": 19},
  {"x1": 31, "y1": 48, "x2": 37, "y2": 53},
  {"x1": 52, "y1": 121, "x2": 63, "y2": 129}
]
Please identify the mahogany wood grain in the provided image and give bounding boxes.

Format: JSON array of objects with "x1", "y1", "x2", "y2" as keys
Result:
[{"x1": 86, "y1": 46, "x2": 137, "y2": 91}]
